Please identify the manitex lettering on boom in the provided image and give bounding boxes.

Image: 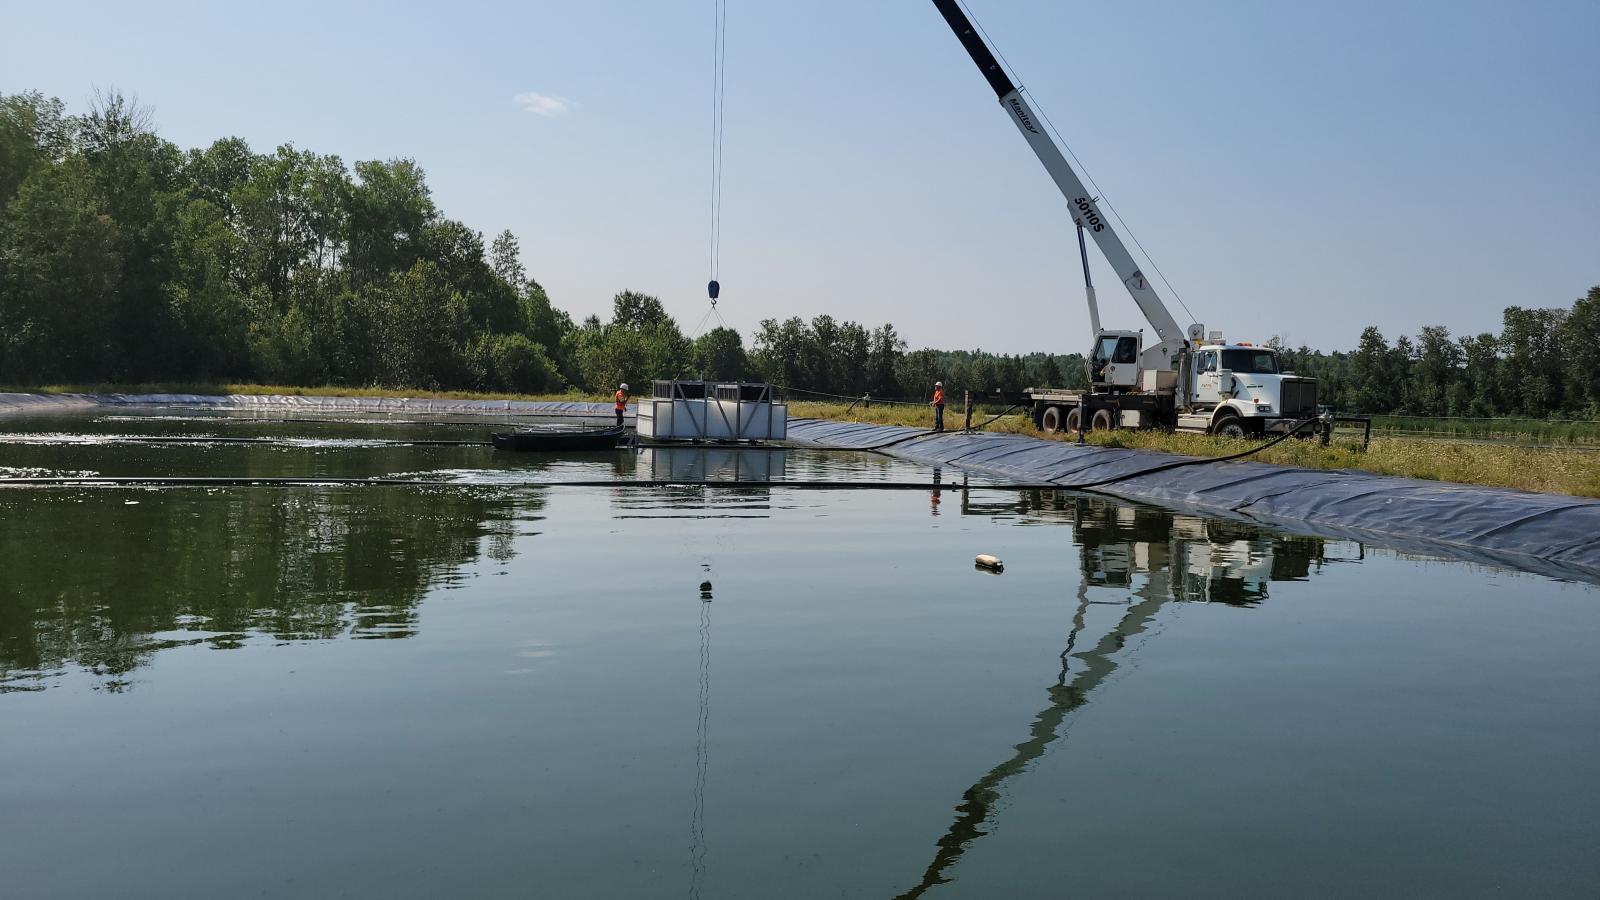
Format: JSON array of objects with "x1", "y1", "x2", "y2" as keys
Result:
[
  {"x1": 1007, "y1": 97, "x2": 1040, "y2": 134},
  {"x1": 1075, "y1": 197, "x2": 1105, "y2": 232}
]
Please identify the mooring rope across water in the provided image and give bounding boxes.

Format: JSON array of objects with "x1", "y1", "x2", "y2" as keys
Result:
[
  {"x1": 1047, "y1": 417, "x2": 1320, "y2": 490},
  {"x1": 0, "y1": 476, "x2": 1060, "y2": 490},
  {"x1": 1, "y1": 436, "x2": 495, "y2": 447}
]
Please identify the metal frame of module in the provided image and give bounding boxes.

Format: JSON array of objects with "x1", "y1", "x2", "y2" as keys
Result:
[{"x1": 635, "y1": 381, "x2": 789, "y2": 443}]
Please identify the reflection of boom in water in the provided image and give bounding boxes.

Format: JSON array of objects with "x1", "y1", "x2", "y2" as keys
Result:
[
  {"x1": 892, "y1": 497, "x2": 1351, "y2": 898},
  {"x1": 892, "y1": 587, "x2": 1167, "y2": 898}
]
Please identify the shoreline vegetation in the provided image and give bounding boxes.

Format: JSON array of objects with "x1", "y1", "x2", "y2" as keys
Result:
[{"x1": 6, "y1": 385, "x2": 1596, "y2": 498}]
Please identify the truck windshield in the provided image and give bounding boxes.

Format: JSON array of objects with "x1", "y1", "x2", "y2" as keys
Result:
[{"x1": 1221, "y1": 349, "x2": 1279, "y2": 374}]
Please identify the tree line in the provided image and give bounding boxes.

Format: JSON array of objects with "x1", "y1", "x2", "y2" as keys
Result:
[
  {"x1": 0, "y1": 90, "x2": 1074, "y2": 399},
  {"x1": 1, "y1": 90, "x2": 1594, "y2": 417},
  {"x1": 0, "y1": 90, "x2": 576, "y2": 392},
  {"x1": 1275, "y1": 290, "x2": 1600, "y2": 418}
]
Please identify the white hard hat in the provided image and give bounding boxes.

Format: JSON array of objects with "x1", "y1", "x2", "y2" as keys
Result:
[
  {"x1": 935, "y1": 381, "x2": 943, "y2": 387},
  {"x1": 619, "y1": 383, "x2": 629, "y2": 391}
]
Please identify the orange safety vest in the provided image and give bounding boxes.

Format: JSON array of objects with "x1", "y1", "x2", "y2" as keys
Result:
[
  {"x1": 932, "y1": 387, "x2": 945, "y2": 406},
  {"x1": 615, "y1": 389, "x2": 627, "y2": 411}
]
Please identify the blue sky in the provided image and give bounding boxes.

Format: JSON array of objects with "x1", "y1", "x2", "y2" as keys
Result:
[{"x1": 4, "y1": 0, "x2": 1596, "y2": 354}]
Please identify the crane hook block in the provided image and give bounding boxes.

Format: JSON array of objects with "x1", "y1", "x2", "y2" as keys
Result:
[{"x1": 707, "y1": 280, "x2": 720, "y2": 301}]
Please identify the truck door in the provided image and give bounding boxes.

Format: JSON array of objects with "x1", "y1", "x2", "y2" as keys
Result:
[
  {"x1": 1090, "y1": 335, "x2": 1114, "y2": 385},
  {"x1": 1094, "y1": 331, "x2": 1145, "y2": 384},
  {"x1": 1194, "y1": 350, "x2": 1221, "y2": 404}
]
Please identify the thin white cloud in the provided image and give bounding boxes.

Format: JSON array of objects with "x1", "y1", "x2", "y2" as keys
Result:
[{"x1": 514, "y1": 92, "x2": 573, "y2": 117}]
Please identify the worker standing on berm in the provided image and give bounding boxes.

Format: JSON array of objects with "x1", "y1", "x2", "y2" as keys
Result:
[
  {"x1": 615, "y1": 383, "x2": 629, "y2": 428},
  {"x1": 931, "y1": 381, "x2": 946, "y2": 432}
]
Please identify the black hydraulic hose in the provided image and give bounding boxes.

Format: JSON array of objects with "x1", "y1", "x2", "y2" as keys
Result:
[
  {"x1": 861, "y1": 431, "x2": 943, "y2": 452},
  {"x1": 966, "y1": 403, "x2": 1024, "y2": 431},
  {"x1": 846, "y1": 403, "x2": 1022, "y2": 452},
  {"x1": 768, "y1": 419, "x2": 936, "y2": 453},
  {"x1": 1053, "y1": 416, "x2": 1321, "y2": 490}
]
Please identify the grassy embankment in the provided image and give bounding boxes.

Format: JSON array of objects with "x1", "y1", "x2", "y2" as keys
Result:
[
  {"x1": 9, "y1": 386, "x2": 1597, "y2": 497},
  {"x1": 1366, "y1": 414, "x2": 1600, "y2": 445},
  {"x1": 787, "y1": 400, "x2": 1600, "y2": 498}
]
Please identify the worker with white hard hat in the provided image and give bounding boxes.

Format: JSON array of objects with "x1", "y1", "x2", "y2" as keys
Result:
[
  {"x1": 614, "y1": 383, "x2": 630, "y2": 428},
  {"x1": 931, "y1": 381, "x2": 946, "y2": 433}
]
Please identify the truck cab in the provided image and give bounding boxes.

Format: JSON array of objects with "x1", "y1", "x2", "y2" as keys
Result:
[{"x1": 1187, "y1": 342, "x2": 1318, "y2": 436}]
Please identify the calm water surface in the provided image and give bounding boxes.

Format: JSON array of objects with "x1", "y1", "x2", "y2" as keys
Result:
[{"x1": 1, "y1": 409, "x2": 1596, "y2": 898}]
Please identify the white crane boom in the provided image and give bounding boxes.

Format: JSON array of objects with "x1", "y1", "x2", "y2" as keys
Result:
[{"x1": 931, "y1": 0, "x2": 1189, "y2": 367}]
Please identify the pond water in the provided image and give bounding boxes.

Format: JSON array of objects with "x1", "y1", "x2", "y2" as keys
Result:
[{"x1": 2, "y1": 409, "x2": 1597, "y2": 898}]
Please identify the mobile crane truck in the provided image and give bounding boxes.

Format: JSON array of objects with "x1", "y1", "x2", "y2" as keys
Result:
[{"x1": 932, "y1": 0, "x2": 1334, "y2": 441}]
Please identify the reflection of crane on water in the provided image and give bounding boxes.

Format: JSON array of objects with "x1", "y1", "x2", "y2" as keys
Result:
[
  {"x1": 893, "y1": 496, "x2": 1346, "y2": 898},
  {"x1": 891, "y1": 525, "x2": 1168, "y2": 898}
]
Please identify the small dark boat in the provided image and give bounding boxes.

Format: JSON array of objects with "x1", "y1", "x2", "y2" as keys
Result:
[{"x1": 491, "y1": 425, "x2": 625, "y2": 452}]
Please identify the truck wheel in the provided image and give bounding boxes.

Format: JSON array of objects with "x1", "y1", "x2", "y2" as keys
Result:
[
  {"x1": 1064, "y1": 407, "x2": 1083, "y2": 435},
  {"x1": 1090, "y1": 409, "x2": 1116, "y2": 431},
  {"x1": 1041, "y1": 406, "x2": 1063, "y2": 434},
  {"x1": 1212, "y1": 414, "x2": 1247, "y2": 439}
]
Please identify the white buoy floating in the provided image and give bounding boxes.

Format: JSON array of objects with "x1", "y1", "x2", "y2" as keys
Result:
[{"x1": 975, "y1": 554, "x2": 1004, "y2": 573}]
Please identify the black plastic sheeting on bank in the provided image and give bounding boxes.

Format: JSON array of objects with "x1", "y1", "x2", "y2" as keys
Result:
[
  {"x1": 784, "y1": 418, "x2": 1600, "y2": 584},
  {"x1": 0, "y1": 392, "x2": 616, "y2": 418},
  {"x1": 0, "y1": 393, "x2": 97, "y2": 416}
]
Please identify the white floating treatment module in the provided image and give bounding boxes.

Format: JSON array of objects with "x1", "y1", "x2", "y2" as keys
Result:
[{"x1": 635, "y1": 381, "x2": 788, "y2": 442}]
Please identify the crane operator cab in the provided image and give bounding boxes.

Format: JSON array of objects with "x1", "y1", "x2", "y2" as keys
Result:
[{"x1": 1089, "y1": 331, "x2": 1142, "y2": 390}]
